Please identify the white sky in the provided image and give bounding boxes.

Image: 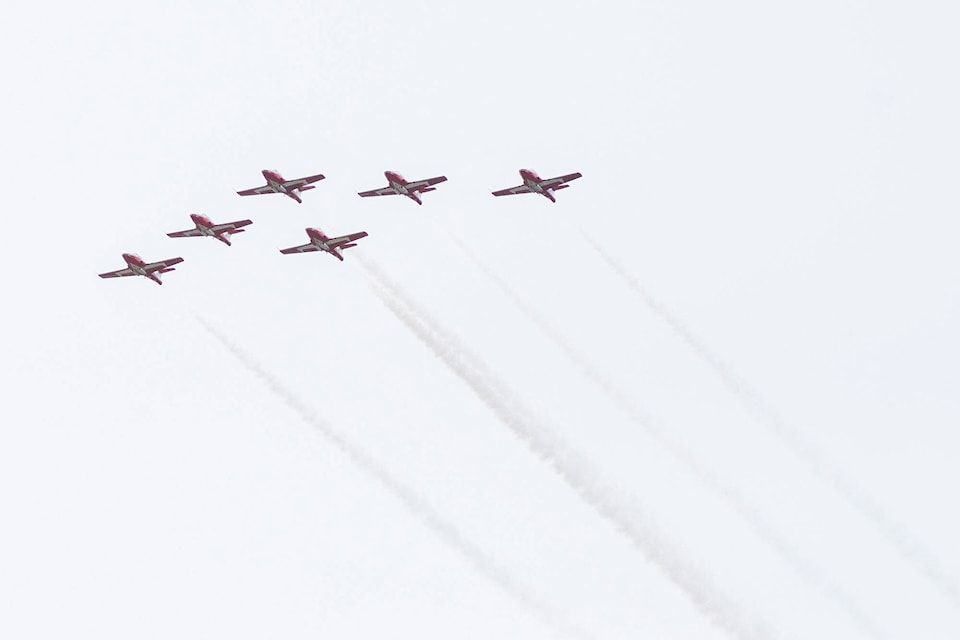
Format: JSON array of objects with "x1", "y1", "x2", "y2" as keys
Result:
[{"x1": 2, "y1": 1, "x2": 959, "y2": 638}]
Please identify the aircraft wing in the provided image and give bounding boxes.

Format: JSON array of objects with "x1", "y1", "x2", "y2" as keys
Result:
[
  {"x1": 539, "y1": 172, "x2": 583, "y2": 188},
  {"x1": 143, "y1": 257, "x2": 184, "y2": 273},
  {"x1": 237, "y1": 184, "x2": 275, "y2": 196},
  {"x1": 282, "y1": 173, "x2": 325, "y2": 188},
  {"x1": 279, "y1": 243, "x2": 321, "y2": 255},
  {"x1": 358, "y1": 186, "x2": 397, "y2": 197},
  {"x1": 327, "y1": 231, "x2": 369, "y2": 247},
  {"x1": 405, "y1": 176, "x2": 448, "y2": 191},
  {"x1": 492, "y1": 184, "x2": 533, "y2": 196},
  {"x1": 210, "y1": 219, "x2": 253, "y2": 234},
  {"x1": 166, "y1": 228, "x2": 204, "y2": 238},
  {"x1": 98, "y1": 267, "x2": 137, "y2": 279}
]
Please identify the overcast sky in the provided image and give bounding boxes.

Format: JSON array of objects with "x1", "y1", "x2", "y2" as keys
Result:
[{"x1": 2, "y1": 1, "x2": 959, "y2": 638}]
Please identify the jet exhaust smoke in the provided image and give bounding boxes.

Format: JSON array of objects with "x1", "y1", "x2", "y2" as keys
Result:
[
  {"x1": 356, "y1": 256, "x2": 778, "y2": 640},
  {"x1": 448, "y1": 233, "x2": 889, "y2": 639},
  {"x1": 585, "y1": 236, "x2": 960, "y2": 608},
  {"x1": 195, "y1": 315, "x2": 592, "y2": 640}
]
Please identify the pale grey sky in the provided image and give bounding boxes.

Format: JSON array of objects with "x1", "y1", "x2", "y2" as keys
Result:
[{"x1": 2, "y1": 2, "x2": 959, "y2": 638}]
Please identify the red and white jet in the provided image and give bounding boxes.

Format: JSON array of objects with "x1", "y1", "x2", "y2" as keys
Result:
[
  {"x1": 166, "y1": 214, "x2": 253, "y2": 246},
  {"x1": 358, "y1": 171, "x2": 447, "y2": 205},
  {"x1": 237, "y1": 169, "x2": 326, "y2": 204},
  {"x1": 98, "y1": 253, "x2": 184, "y2": 286},
  {"x1": 492, "y1": 169, "x2": 582, "y2": 203},
  {"x1": 279, "y1": 227, "x2": 369, "y2": 261}
]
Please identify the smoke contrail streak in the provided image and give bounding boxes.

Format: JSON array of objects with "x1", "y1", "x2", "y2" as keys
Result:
[
  {"x1": 585, "y1": 237, "x2": 960, "y2": 608},
  {"x1": 448, "y1": 234, "x2": 887, "y2": 639},
  {"x1": 356, "y1": 256, "x2": 778, "y2": 640},
  {"x1": 195, "y1": 316, "x2": 591, "y2": 640}
]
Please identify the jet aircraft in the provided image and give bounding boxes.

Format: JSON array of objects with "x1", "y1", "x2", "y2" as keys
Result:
[
  {"x1": 98, "y1": 253, "x2": 184, "y2": 285},
  {"x1": 492, "y1": 169, "x2": 582, "y2": 203},
  {"x1": 279, "y1": 227, "x2": 369, "y2": 261},
  {"x1": 237, "y1": 169, "x2": 326, "y2": 204},
  {"x1": 167, "y1": 214, "x2": 253, "y2": 246},
  {"x1": 358, "y1": 171, "x2": 447, "y2": 205}
]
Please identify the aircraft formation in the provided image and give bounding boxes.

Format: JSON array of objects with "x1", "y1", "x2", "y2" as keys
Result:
[{"x1": 98, "y1": 168, "x2": 583, "y2": 285}]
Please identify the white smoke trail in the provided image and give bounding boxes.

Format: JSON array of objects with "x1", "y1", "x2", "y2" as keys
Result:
[
  {"x1": 585, "y1": 236, "x2": 960, "y2": 608},
  {"x1": 356, "y1": 256, "x2": 780, "y2": 640},
  {"x1": 195, "y1": 315, "x2": 592, "y2": 640},
  {"x1": 448, "y1": 234, "x2": 888, "y2": 639}
]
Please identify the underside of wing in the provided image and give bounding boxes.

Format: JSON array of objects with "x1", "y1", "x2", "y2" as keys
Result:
[
  {"x1": 358, "y1": 187, "x2": 396, "y2": 197},
  {"x1": 167, "y1": 228, "x2": 203, "y2": 238},
  {"x1": 492, "y1": 184, "x2": 532, "y2": 196},
  {"x1": 143, "y1": 257, "x2": 184, "y2": 273},
  {"x1": 405, "y1": 176, "x2": 448, "y2": 191},
  {"x1": 98, "y1": 268, "x2": 136, "y2": 279},
  {"x1": 279, "y1": 243, "x2": 320, "y2": 254},
  {"x1": 283, "y1": 173, "x2": 325, "y2": 188},
  {"x1": 237, "y1": 185, "x2": 274, "y2": 196},
  {"x1": 327, "y1": 231, "x2": 369, "y2": 247},
  {"x1": 211, "y1": 219, "x2": 253, "y2": 233},
  {"x1": 540, "y1": 172, "x2": 583, "y2": 187}
]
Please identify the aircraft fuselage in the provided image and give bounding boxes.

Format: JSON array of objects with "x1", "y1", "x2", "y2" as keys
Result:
[
  {"x1": 385, "y1": 171, "x2": 408, "y2": 195},
  {"x1": 121, "y1": 253, "x2": 162, "y2": 283},
  {"x1": 519, "y1": 168, "x2": 555, "y2": 201},
  {"x1": 262, "y1": 169, "x2": 286, "y2": 193},
  {"x1": 307, "y1": 228, "x2": 343, "y2": 260}
]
